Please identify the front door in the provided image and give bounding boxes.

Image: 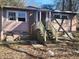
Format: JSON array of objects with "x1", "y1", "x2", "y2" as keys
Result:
[
  {"x1": 41, "y1": 12, "x2": 46, "y2": 26},
  {"x1": 28, "y1": 11, "x2": 36, "y2": 34}
]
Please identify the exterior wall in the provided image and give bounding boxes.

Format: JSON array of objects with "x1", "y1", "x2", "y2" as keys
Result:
[
  {"x1": 4, "y1": 21, "x2": 28, "y2": 33},
  {"x1": 2, "y1": 9, "x2": 29, "y2": 40},
  {"x1": 3, "y1": 10, "x2": 29, "y2": 32}
]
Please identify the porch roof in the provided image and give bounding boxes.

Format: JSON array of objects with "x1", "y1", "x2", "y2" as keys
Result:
[
  {"x1": 0, "y1": 6, "x2": 78, "y2": 14},
  {"x1": 54, "y1": 10, "x2": 77, "y2": 14},
  {"x1": 0, "y1": 6, "x2": 51, "y2": 11}
]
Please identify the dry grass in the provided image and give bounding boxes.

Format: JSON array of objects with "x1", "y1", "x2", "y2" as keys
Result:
[
  {"x1": 0, "y1": 32, "x2": 79, "y2": 59},
  {"x1": 0, "y1": 42, "x2": 79, "y2": 59}
]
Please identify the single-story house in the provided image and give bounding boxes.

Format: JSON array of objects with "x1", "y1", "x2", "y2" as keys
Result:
[{"x1": 0, "y1": 6, "x2": 78, "y2": 41}]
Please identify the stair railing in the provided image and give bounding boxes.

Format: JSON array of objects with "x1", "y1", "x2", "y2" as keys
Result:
[
  {"x1": 36, "y1": 21, "x2": 47, "y2": 42},
  {"x1": 47, "y1": 21, "x2": 58, "y2": 41}
]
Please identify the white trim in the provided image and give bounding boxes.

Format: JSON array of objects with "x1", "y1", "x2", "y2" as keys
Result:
[
  {"x1": 16, "y1": 11, "x2": 18, "y2": 22},
  {"x1": 7, "y1": 10, "x2": 17, "y2": 21},
  {"x1": 17, "y1": 11, "x2": 27, "y2": 22},
  {"x1": 49, "y1": 12, "x2": 51, "y2": 21},
  {"x1": 40, "y1": 11, "x2": 41, "y2": 21},
  {"x1": 36, "y1": 11, "x2": 38, "y2": 23},
  {"x1": 46, "y1": 12, "x2": 49, "y2": 22}
]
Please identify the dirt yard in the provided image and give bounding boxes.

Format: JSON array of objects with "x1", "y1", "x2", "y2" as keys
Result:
[
  {"x1": 0, "y1": 31, "x2": 79, "y2": 59},
  {"x1": 0, "y1": 41, "x2": 79, "y2": 59}
]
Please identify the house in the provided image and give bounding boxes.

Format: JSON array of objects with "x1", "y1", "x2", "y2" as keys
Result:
[
  {"x1": 0, "y1": 6, "x2": 50, "y2": 41},
  {"x1": 0, "y1": 6, "x2": 78, "y2": 41}
]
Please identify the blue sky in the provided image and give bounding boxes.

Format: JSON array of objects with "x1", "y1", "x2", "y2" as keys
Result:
[{"x1": 25, "y1": 0, "x2": 58, "y2": 7}]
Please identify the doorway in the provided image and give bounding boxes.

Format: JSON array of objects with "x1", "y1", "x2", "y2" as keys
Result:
[
  {"x1": 41, "y1": 11, "x2": 46, "y2": 26},
  {"x1": 28, "y1": 11, "x2": 36, "y2": 34}
]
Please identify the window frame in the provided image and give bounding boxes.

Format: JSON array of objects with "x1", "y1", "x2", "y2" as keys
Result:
[
  {"x1": 7, "y1": 10, "x2": 27, "y2": 22},
  {"x1": 54, "y1": 15, "x2": 60, "y2": 19},
  {"x1": 7, "y1": 10, "x2": 17, "y2": 21},
  {"x1": 18, "y1": 11, "x2": 27, "y2": 22},
  {"x1": 62, "y1": 15, "x2": 68, "y2": 19},
  {"x1": 53, "y1": 13, "x2": 69, "y2": 19},
  {"x1": 62, "y1": 14, "x2": 68, "y2": 19},
  {"x1": 53, "y1": 13, "x2": 61, "y2": 19}
]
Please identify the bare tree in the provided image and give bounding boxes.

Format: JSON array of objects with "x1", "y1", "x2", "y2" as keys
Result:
[
  {"x1": 0, "y1": 0, "x2": 25, "y2": 7},
  {"x1": 41, "y1": 4, "x2": 54, "y2": 10},
  {"x1": 55, "y1": 0, "x2": 79, "y2": 11}
]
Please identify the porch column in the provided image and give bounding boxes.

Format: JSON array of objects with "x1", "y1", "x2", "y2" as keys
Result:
[
  {"x1": 49, "y1": 11, "x2": 51, "y2": 21},
  {"x1": 36, "y1": 11, "x2": 38, "y2": 23},
  {"x1": 1, "y1": 6, "x2": 4, "y2": 40},
  {"x1": 46, "y1": 12, "x2": 49, "y2": 22},
  {"x1": 39, "y1": 11, "x2": 41, "y2": 21}
]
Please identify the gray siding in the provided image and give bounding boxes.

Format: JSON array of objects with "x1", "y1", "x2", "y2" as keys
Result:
[{"x1": 3, "y1": 9, "x2": 29, "y2": 35}]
